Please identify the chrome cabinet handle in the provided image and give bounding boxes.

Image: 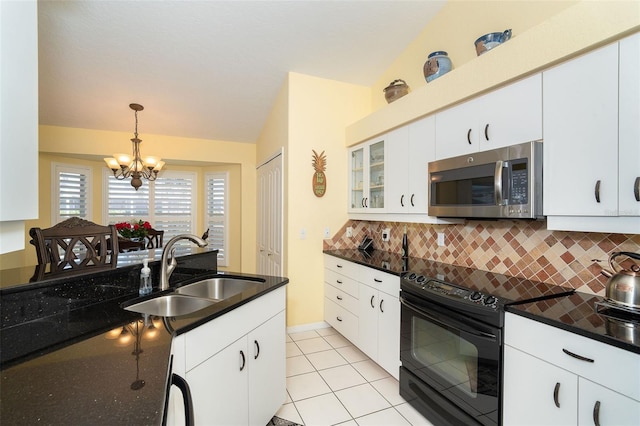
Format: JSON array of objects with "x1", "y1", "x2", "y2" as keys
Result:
[
  {"x1": 593, "y1": 401, "x2": 601, "y2": 426},
  {"x1": 595, "y1": 180, "x2": 601, "y2": 203},
  {"x1": 410, "y1": 194, "x2": 415, "y2": 207},
  {"x1": 634, "y1": 177, "x2": 640, "y2": 202},
  {"x1": 364, "y1": 198, "x2": 368, "y2": 208},
  {"x1": 240, "y1": 350, "x2": 246, "y2": 371},
  {"x1": 400, "y1": 194, "x2": 405, "y2": 207},
  {"x1": 553, "y1": 382, "x2": 561, "y2": 408},
  {"x1": 336, "y1": 279, "x2": 342, "y2": 284},
  {"x1": 370, "y1": 295, "x2": 375, "y2": 308},
  {"x1": 484, "y1": 123, "x2": 490, "y2": 141},
  {"x1": 374, "y1": 278, "x2": 382, "y2": 283},
  {"x1": 336, "y1": 316, "x2": 343, "y2": 322},
  {"x1": 467, "y1": 129, "x2": 472, "y2": 144},
  {"x1": 254, "y1": 340, "x2": 260, "y2": 360},
  {"x1": 379, "y1": 299, "x2": 384, "y2": 313},
  {"x1": 336, "y1": 264, "x2": 342, "y2": 268},
  {"x1": 336, "y1": 295, "x2": 343, "y2": 301},
  {"x1": 562, "y1": 348, "x2": 594, "y2": 363}
]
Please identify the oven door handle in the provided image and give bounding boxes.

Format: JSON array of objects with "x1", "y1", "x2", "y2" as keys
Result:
[{"x1": 400, "y1": 296, "x2": 497, "y2": 341}]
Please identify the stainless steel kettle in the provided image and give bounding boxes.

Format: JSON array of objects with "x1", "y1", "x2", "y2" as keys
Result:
[{"x1": 600, "y1": 251, "x2": 640, "y2": 309}]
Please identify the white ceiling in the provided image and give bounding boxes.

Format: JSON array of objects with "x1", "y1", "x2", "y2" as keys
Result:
[{"x1": 38, "y1": 0, "x2": 445, "y2": 144}]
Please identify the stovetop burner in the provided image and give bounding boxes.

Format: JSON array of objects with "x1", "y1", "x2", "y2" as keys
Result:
[{"x1": 401, "y1": 260, "x2": 574, "y2": 327}]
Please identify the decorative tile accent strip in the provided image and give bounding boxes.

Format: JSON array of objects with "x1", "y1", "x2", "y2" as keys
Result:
[{"x1": 323, "y1": 220, "x2": 640, "y2": 296}]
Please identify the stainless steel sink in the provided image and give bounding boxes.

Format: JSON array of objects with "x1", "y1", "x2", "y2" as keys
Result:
[
  {"x1": 124, "y1": 294, "x2": 217, "y2": 316},
  {"x1": 174, "y1": 277, "x2": 264, "y2": 300}
]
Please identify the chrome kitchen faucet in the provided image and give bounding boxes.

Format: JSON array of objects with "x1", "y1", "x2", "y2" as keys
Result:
[{"x1": 159, "y1": 234, "x2": 208, "y2": 290}]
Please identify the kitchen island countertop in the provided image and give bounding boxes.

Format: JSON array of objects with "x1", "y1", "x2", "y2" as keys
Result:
[{"x1": 0, "y1": 250, "x2": 288, "y2": 425}]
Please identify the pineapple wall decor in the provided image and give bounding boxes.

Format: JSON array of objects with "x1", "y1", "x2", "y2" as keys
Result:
[{"x1": 312, "y1": 150, "x2": 327, "y2": 197}]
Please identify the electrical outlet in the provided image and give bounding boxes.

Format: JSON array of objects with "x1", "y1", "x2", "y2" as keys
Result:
[
  {"x1": 299, "y1": 228, "x2": 306, "y2": 240},
  {"x1": 323, "y1": 227, "x2": 331, "y2": 238},
  {"x1": 346, "y1": 227, "x2": 353, "y2": 238},
  {"x1": 437, "y1": 232, "x2": 445, "y2": 247},
  {"x1": 382, "y1": 228, "x2": 390, "y2": 242}
]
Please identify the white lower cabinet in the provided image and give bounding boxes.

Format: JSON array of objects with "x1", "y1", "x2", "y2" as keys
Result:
[
  {"x1": 324, "y1": 254, "x2": 400, "y2": 380},
  {"x1": 358, "y1": 280, "x2": 400, "y2": 379},
  {"x1": 504, "y1": 312, "x2": 640, "y2": 425},
  {"x1": 167, "y1": 287, "x2": 286, "y2": 426}
]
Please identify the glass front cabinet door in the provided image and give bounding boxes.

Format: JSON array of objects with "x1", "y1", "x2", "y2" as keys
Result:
[{"x1": 349, "y1": 138, "x2": 386, "y2": 213}]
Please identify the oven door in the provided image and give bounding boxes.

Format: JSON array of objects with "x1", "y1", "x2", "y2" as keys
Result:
[{"x1": 399, "y1": 291, "x2": 501, "y2": 426}]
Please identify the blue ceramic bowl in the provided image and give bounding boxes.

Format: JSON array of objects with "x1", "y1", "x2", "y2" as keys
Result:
[{"x1": 475, "y1": 29, "x2": 512, "y2": 56}]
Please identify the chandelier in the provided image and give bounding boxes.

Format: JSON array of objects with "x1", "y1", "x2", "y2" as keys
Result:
[{"x1": 104, "y1": 103, "x2": 165, "y2": 191}]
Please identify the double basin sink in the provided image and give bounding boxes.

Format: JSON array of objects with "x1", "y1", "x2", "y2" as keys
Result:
[{"x1": 123, "y1": 277, "x2": 265, "y2": 317}]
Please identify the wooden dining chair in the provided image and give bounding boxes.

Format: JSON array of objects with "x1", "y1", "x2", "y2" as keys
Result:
[
  {"x1": 145, "y1": 228, "x2": 165, "y2": 249},
  {"x1": 29, "y1": 217, "x2": 119, "y2": 275}
]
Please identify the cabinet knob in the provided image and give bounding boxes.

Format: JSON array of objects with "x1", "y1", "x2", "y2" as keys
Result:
[{"x1": 553, "y1": 382, "x2": 561, "y2": 408}]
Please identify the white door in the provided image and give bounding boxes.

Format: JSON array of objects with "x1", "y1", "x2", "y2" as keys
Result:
[{"x1": 257, "y1": 152, "x2": 283, "y2": 276}]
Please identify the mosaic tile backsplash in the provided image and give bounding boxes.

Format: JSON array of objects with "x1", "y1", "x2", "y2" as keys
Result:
[{"x1": 323, "y1": 220, "x2": 640, "y2": 296}]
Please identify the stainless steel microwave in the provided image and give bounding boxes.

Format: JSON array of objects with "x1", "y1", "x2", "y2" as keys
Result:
[{"x1": 428, "y1": 141, "x2": 543, "y2": 219}]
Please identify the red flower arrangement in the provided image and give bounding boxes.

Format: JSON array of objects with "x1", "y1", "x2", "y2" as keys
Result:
[{"x1": 115, "y1": 220, "x2": 152, "y2": 239}]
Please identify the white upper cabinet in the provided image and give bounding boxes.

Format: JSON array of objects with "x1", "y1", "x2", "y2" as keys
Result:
[
  {"x1": 619, "y1": 34, "x2": 640, "y2": 217},
  {"x1": 386, "y1": 117, "x2": 435, "y2": 214},
  {"x1": 348, "y1": 137, "x2": 386, "y2": 212},
  {"x1": 434, "y1": 74, "x2": 542, "y2": 160},
  {"x1": 543, "y1": 33, "x2": 640, "y2": 233}
]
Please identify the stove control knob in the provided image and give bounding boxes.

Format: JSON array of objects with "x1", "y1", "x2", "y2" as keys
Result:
[
  {"x1": 416, "y1": 275, "x2": 426, "y2": 283},
  {"x1": 469, "y1": 291, "x2": 483, "y2": 302},
  {"x1": 484, "y1": 296, "x2": 497, "y2": 306}
]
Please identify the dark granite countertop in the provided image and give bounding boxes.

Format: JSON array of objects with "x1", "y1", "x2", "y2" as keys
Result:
[
  {"x1": 0, "y1": 250, "x2": 288, "y2": 425},
  {"x1": 324, "y1": 249, "x2": 638, "y2": 355},
  {"x1": 507, "y1": 292, "x2": 640, "y2": 355}
]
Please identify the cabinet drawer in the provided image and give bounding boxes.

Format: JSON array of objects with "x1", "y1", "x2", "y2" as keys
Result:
[
  {"x1": 324, "y1": 282, "x2": 358, "y2": 315},
  {"x1": 324, "y1": 268, "x2": 359, "y2": 297},
  {"x1": 324, "y1": 254, "x2": 361, "y2": 278},
  {"x1": 505, "y1": 312, "x2": 640, "y2": 401},
  {"x1": 360, "y1": 267, "x2": 399, "y2": 297},
  {"x1": 324, "y1": 297, "x2": 358, "y2": 344}
]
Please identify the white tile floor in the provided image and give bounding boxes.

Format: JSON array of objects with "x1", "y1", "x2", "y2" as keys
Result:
[{"x1": 275, "y1": 327, "x2": 434, "y2": 426}]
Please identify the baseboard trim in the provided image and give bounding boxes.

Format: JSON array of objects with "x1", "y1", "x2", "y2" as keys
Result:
[{"x1": 286, "y1": 321, "x2": 331, "y2": 334}]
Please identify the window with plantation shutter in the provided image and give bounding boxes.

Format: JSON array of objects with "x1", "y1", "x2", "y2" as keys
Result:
[
  {"x1": 52, "y1": 163, "x2": 92, "y2": 224},
  {"x1": 103, "y1": 170, "x2": 196, "y2": 241},
  {"x1": 153, "y1": 173, "x2": 197, "y2": 237},
  {"x1": 205, "y1": 172, "x2": 228, "y2": 266}
]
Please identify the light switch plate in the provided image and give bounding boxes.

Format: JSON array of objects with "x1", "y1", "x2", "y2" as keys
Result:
[
  {"x1": 346, "y1": 227, "x2": 353, "y2": 238},
  {"x1": 299, "y1": 228, "x2": 306, "y2": 240},
  {"x1": 382, "y1": 228, "x2": 390, "y2": 242},
  {"x1": 437, "y1": 232, "x2": 445, "y2": 247},
  {"x1": 323, "y1": 227, "x2": 331, "y2": 238}
]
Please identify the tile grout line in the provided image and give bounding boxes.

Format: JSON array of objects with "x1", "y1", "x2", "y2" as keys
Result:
[{"x1": 286, "y1": 331, "x2": 416, "y2": 426}]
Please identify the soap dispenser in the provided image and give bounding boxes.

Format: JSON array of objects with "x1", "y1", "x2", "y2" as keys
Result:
[{"x1": 139, "y1": 259, "x2": 152, "y2": 296}]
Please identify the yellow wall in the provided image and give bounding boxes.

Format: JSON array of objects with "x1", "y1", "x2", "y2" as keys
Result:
[
  {"x1": 372, "y1": 0, "x2": 579, "y2": 111},
  {"x1": 282, "y1": 73, "x2": 370, "y2": 326},
  {"x1": 0, "y1": 126, "x2": 254, "y2": 273},
  {"x1": 351, "y1": 0, "x2": 640, "y2": 145}
]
